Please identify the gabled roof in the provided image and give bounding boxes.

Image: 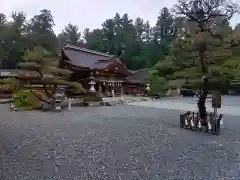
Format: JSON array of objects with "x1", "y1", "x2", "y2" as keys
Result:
[
  {"x1": 89, "y1": 60, "x2": 115, "y2": 69},
  {"x1": 64, "y1": 43, "x2": 116, "y2": 58},
  {"x1": 126, "y1": 68, "x2": 150, "y2": 84},
  {"x1": 61, "y1": 44, "x2": 132, "y2": 76}
]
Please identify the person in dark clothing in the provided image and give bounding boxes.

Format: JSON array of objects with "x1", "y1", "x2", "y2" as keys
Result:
[{"x1": 197, "y1": 76, "x2": 208, "y2": 126}]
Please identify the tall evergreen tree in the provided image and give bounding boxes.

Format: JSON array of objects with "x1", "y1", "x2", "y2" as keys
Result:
[
  {"x1": 26, "y1": 9, "x2": 57, "y2": 52},
  {"x1": 174, "y1": 0, "x2": 239, "y2": 73},
  {"x1": 58, "y1": 23, "x2": 82, "y2": 47}
]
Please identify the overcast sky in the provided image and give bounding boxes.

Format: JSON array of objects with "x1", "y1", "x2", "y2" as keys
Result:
[{"x1": 1, "y1": 0, "x2": 240, "y2": 35}]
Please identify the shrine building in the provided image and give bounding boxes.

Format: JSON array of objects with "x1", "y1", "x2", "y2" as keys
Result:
[{"x1": 59, "y1": 43, "x2": 133, "y2": 97}]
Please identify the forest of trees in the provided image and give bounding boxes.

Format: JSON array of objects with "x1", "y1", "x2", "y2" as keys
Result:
[
  {"x1": 0, "y1": 7, "x2": 175, "y2": 70},
  {"x1": 0, "y1": 0, "x2": 240, "y2": 87}
]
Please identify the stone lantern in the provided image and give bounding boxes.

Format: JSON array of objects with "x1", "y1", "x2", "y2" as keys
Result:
[
  {"x1": 89, "y1": 72, "x2": 96, "y2": 92},
  {"x1": 109, "y1": 80, "x2": 115, "y2": 100},
  {"x1": 146, "y1": 83, "x2": 151, "y2": 91}
]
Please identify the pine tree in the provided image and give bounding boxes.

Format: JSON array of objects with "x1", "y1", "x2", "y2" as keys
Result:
[{"x1": 16, "y1": 46, "x2": 86, "y2": 108}]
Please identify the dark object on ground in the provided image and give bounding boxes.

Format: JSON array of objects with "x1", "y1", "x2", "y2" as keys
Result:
[
  {"x1": 198, "y1": 99, "x2": 207, "y2": 119},
  {"x1": 197, "y1": 77, "x2": 208, "y2": 119},
  {"x1": 41, "y1": 102, "x2": 64, "y2": 112},
  {"x1": 41, "y1": 102, "x2": 51, "y2": 111},
  {"x1": 180, "y1": 111, "x2": 223, "y2": 135},
  {"x1": 180, "y1": 88, "x2": 197, "y2": 97},
  {"x1": 100, "y1": 101, "x2": 112, "y2": 106},
  {"x1": 150, "y1": 94, "x2": 161, "y2": 99}
]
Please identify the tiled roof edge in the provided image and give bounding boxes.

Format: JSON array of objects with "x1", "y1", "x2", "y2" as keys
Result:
[{"x1": 64, "y1": 43, "x2": 116, "y2": 58}]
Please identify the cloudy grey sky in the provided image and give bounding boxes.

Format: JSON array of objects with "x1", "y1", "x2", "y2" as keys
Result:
[{"x1": 1, "y1": 0, "x2": 240, "y2": 35}]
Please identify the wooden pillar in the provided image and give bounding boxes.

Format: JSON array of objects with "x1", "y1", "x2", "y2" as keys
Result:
[
  {"x1": 98, "y1": 82, "x2": 102, "y2": 97},
  {"x1": 68, "y1": 98, "x2": 72, "y2": 110},
  {"x1": 102, "y1": 81, "x2": 107, "y2": 97},
  {"x1": 105, "y1": 84, "x2": 108, "y2": 96},
  {"x1": 120, "y1": 82, "x2": 124, "y2": 101},
  {"x1": 112, "y1": 82, "x2": 115, "y2": 100}
]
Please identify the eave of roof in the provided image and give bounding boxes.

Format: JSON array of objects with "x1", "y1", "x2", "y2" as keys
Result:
[
  {"x1": 64, "y1": 43, "x2": 116, "y2": 58},
  {"x1": 126, "y1": 68, "x2": 150, "y2": 83},
  {"x1": 126, "y1": 80, "x2": 143, "y2": 84},
  {"x1": 0, "y1": 69, "x2": 41, "y2": 78},
  {"x1": 89, "y1": 61, "x2": 114, "y2": 70}
]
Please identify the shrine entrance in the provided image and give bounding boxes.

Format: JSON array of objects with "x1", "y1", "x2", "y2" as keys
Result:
[{"x1": 97, "y1": 80, "x2": 124, "y2": 100}]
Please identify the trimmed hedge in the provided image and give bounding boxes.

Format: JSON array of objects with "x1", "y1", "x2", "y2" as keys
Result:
[{"x1": 13, "y1": 90, "x2": 41, "y2": 110}]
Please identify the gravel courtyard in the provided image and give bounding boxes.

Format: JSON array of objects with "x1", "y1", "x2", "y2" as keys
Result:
[{"x1": 1, "y1": 104, "x2": 240, "y2": 180}]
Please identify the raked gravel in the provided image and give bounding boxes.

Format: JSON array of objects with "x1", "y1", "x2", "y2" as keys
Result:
[{"x1": 0, "y1": 104, "x2": 240, "y2": 180}]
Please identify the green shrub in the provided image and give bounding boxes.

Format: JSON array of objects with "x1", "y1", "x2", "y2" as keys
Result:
[
  {"x1": 186, "y1": 76, "x2": 229, "y2": 93},
  {"x1": 186, "y1": 79, "x2": 203, "y2": 89},
  {"x1": 0, "y1": 78, "x2": 21, "y2": 92},
  {"x1": 148, "y1": 77, "x2": 167, "y2": 96},
  {"x1": 13, "y1": 90, "x2": 41, "y2": 110}
]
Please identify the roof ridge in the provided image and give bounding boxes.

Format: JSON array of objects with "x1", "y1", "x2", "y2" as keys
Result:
[
  {"x1": 64, "y1": 43, "x2": 116, "y2": 58},
  {"x1": 135, "y1": 68, "x2": 150, "y2": 71},
  {"x1": 97, "y1": 59, "x2": 116, "y2": 62}
]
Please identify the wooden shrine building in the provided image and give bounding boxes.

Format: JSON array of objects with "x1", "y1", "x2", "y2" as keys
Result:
[
  {"x1": 59, "y1": 44, "x2": 132, "y2": 97},
  {"x1": 125, "y1": 68, "x2": 149, "y2": 94}
]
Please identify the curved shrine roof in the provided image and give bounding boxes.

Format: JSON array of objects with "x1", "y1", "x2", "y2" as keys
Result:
[
  {"x1": 61, "y1": 44, "x2": 132, "y2": 76},
  {"x1": 126, "y1": 68, "x2": 150, "y2": 84},
  {"x1": 89, "y1": 60, "x2": 115, "y2": 69}
]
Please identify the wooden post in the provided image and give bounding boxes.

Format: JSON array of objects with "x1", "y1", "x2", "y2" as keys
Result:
[
  {"x1": 212, "y1": 90, "x2": 223, "y2": 128},
  {"x1": 120, "y1": 82, "x2": 124, "y2": 101},
  {"x1": 98, "y1": 82, "x2": 102, "y2": 97},
  {"x1": 68, "y1": 98, "x2": 72, "y2": 110},
  {"x1": 112, "y1": 82, "x2": 115, "y2": 100}
]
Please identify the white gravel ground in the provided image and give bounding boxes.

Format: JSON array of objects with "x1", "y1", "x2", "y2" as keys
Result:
[{"x1": 0, "y1": 104, "x2": 240, "y2": 180}]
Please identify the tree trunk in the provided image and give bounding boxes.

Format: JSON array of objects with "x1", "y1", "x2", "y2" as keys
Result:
[
  {"x1": 42, "y1": 85, "x2": 56, "y2": 110},
  {"x1": 198, "y1": 42, "x2": 207, "y2": 73}
]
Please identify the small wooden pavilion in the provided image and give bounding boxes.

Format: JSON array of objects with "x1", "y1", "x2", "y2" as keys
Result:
[
  {"x1": 59, "y1": 44, "x2": 132, "y2": 98},
  {"x1": 125, "y1": 68, "x2": 149, "y2": 94},
  {"x1": 0, "y1": 69, "x2": 40, "y2": 94}
]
